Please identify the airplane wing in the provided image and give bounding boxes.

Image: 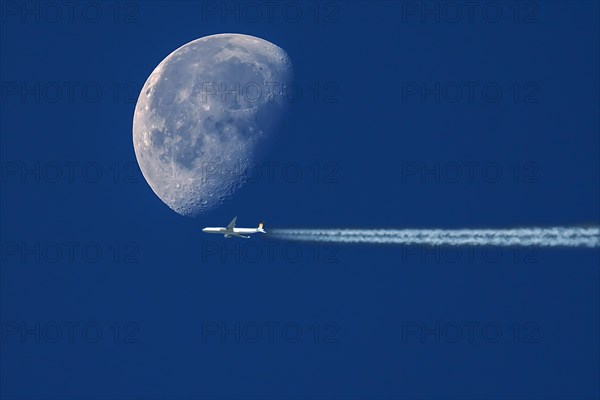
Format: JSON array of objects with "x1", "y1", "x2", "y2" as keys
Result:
[{"x1": 226, "y1": 216, "x2": 237, "y2": 231}]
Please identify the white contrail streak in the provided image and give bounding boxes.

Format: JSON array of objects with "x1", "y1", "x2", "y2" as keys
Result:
[{"x1": 270, "y1": 227, "x2": 600, "y2": 247}]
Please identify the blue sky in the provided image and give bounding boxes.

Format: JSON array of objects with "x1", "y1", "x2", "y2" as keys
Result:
[{"x1": 1, "y1": 1, "x2": 599, "y2": 398}]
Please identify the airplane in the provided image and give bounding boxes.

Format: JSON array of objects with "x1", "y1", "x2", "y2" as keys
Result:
[{"x1": 202, "y1": 217, "x2": 266, "y2": 239}]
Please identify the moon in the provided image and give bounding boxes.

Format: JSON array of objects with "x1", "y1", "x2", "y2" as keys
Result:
[{"x1": 133, "y1": 33, "x2": 293, "y2": 217}]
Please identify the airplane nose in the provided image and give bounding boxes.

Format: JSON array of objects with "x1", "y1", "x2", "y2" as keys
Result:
[{"x1": 202, "y1": 228, "x2": 207, "y2": 232}]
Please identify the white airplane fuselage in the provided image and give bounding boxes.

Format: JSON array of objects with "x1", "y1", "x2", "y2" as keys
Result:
[{"x1": 202, "y1": 217, "x2": 266, "y2": 239}]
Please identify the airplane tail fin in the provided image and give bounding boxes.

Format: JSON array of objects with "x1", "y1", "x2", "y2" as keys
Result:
[{"x1": 258, "y1": 221, "x2": 266, "y2": 233}]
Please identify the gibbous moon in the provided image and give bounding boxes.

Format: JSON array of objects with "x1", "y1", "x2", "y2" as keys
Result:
[{"x1": 133, "y1": 33, "x2": 293, "y2": 216}]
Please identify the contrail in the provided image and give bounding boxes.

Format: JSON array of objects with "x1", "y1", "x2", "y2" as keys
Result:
[{"x1": 270, "y1": 227, "x2": 600, "y2": 247}]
